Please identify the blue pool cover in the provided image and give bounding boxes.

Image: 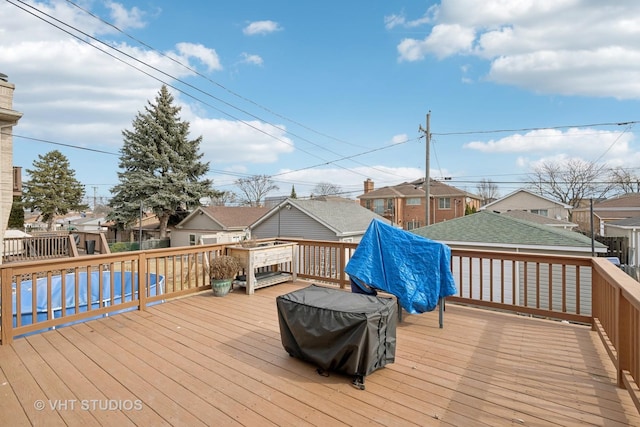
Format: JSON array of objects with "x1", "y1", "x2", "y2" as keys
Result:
[
  {"x1": 12, "y1": 271, "x2": 164, "y2": 331},
  {"x1": 345, "y1": 219, "x2": 457, "y2": 314}
]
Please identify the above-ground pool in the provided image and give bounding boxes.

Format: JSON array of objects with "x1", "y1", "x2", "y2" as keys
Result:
[{"x1": 12, "y1": 271, "x2": 164, "y2": 334}]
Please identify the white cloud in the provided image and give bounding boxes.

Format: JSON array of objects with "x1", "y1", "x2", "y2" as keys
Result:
[
  {"x1": 106, "y1": 1, "x2": 146, "y2": 30},
  {"x1": 391, "y1": 134, "x2": 409, "y2": 144},
  {"x1": 384, "y1": 14, "x2": 406, "y2": 30},
  {"x1": 176, "y1": 43, "x2": 222, "y2": 72},
  {"x1": 190, "y1": 118, "x2": 294, "y2": 164},
  {"x1": 0, "y1": 2, "x2": 227, "y2": 149},
  {"x1": 398, "y1": 24, "x2": 475, "y2": 61},
  {"x1": 243, "y1": 20, "x2": 282, "y2": 36},
  {"x1": 465, "y1": 128, "x2": 634, "y2": 162},
  {"x1": 392, "y1": 1, "x2": 640, "y2": 98},
  {"x1": 384, "y1": 10, "x2": 433, "y2": 30},
  {"x1": 239, "y1": 53, "x2": 264, "y2": 66}
]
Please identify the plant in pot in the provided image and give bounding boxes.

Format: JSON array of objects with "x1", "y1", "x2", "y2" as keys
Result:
[{"x1": 209, "y1": 255, "x2": 241, "y2": 297}]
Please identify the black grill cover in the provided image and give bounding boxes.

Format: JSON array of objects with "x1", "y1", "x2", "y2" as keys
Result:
[{"x1": 277, "y1": 285, "x2": 397, "y2": 377}]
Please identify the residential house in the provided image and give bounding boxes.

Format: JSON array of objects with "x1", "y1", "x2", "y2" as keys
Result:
[
  {"x1": 572, "y1": 193, "x2": 640, "y2": 235},
  {"x1": 481, "y1": 188, "x2": 572, "y2": 221},
  {"x1": 603, "y1": 217, "x2": 640, "y2": 266},
  {"x1": 66, "y1": 216, "x2": 108, "y2": 232},
  {"x1": 357, "y1": 178, "x2": 481, "y2": 229},
  {"x1": 412, "y1": 211, "x2": 607, "y2": 315},
  {"x1": 0, "y1": 73, "x2": 23, "y2": 264},
  {"x1": 251, "y1": 196, "x2": 390, "y2": 242},
  {"x1": 172, "y1": 206, "x2": 269, "y2": 247}
]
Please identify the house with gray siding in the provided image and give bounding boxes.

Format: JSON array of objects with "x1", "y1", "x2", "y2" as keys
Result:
[{"x1": 250, "y1": 196, "x2": 390, "y2": 242}]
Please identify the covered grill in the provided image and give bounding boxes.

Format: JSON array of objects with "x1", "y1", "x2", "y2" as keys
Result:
[{"x1": 276, "y1": 284, "x2": 397, "y2": 389}]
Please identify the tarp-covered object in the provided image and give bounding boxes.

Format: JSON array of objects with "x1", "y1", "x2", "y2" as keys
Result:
[
  {"x1": 345, "y1": 219, "x2": 457, "y2": 314},
  {"x1": 277, "y1": 285, "x2": 397, "y2": 379}
]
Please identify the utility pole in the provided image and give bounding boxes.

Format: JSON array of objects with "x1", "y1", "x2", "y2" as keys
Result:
[{"x1": 419, "y1": 111, "x2": 431, "y2": 226}]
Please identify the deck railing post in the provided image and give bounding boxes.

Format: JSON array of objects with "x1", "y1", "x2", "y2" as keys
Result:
[
  {"x1": 1, "y1": 266, "x2": 14, "y2": 345},
  {"x1": 138, "y1": 252, "x2": 147, "y2": 311},
  {"x1": 617, "y1": 290, "x2": 629, "y2": 388},
  {"x1": 339, "y1": 242, "x2": 346, "y2": 288}
]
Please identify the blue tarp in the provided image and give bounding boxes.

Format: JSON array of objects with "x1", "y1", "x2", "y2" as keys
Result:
[{"x1": 345, "y1": 219, "x2": 457, "y2": 314}]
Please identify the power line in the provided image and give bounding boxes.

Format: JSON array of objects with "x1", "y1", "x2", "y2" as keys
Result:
[
  {"x1": 8, "y1": 0, "x2": 397, "y2": 181},
  {"x1": 8, "y1": 1, "x2": 640, "y2": 191},
  {"x1": 1, "y1": 131, "x2": 119, "y2": 155},
  {"x1": 63, "y1": 0, "x2": 371, "y2": 152},
  {"x1": 433, "y1": 121, "x2": 639, "y2": 136}
]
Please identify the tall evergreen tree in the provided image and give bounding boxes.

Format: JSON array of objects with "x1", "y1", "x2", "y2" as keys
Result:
[
  {"x1": 8, "y1": 195, "x2": 25, "y2": 229},
  {"x1": 109, "y1": 85, "x2": 213, "y2": 238},
  {"x1": 290, "y1": 185, "x2": 297, "y2": 199},
  {"x1": 22, "y1": 150, "x2": 87, "y2": 231}
]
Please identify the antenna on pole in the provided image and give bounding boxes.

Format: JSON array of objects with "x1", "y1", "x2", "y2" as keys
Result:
[{"x1": 419, "y1": 111, "x2": 431, "y2": 226}]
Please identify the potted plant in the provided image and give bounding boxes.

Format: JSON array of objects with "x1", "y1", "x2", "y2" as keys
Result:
[{"x1": 209, "y1": 255, "x2": 241, "y2": 297}]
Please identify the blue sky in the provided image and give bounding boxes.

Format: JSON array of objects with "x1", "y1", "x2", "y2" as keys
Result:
[{"x1": 2, "y1": 1, "x2": 639, "y2": 206}]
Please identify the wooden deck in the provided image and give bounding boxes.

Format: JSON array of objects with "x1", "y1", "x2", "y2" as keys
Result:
[{"x1": 1, "y1": 281, "x2": 638, "y2": 426}]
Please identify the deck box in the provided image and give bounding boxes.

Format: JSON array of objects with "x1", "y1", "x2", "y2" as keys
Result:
[{"x1": 276, "y1": 285, "x2": 397, "y2": 389}]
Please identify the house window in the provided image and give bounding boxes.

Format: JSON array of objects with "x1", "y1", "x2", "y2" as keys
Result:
[
  {"x1": 373, "y1": 199, "x2": 385, "y2": 215},
  {"x1": 189, "y1": 234, "x2": 196, "y2": 246},
  {"x1": 406, "y1": 198, "x2": 421, "y2": 206},
  {"x1": 365, "y1": 200, "x2": 372, "y2": 210},
  {"x1": 439, "y1": 198, "x2": 451, "y2": 209},
  {"x1": 530, "y1": 209, "x2": 548, "y2": 216}
]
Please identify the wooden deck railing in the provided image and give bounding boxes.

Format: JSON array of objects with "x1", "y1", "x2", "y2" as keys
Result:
[
  {"x1": 2, "y1": 234, "x2": 74, "y2": 262},
  {"x1": 0, "y1": 244, "x2": 227, "y2": 343},
  {"x1": 591, "y1": 256, "x2": 640, "y2": 409},
  {"x1": 0, "y1": 239, "x2": 638, "y2": 412},
  {"x1": 2, "y1": 231, "x2": 110, "y2": 263}
]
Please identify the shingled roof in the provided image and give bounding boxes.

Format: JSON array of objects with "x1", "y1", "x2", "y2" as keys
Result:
[
  {"x1": 500, "y1": 210, "x2": 577, "y2": 228},
  {"x1": 573, "y1": 193, "x2": 640, "y2": 221},
  {"x1": 254, "y1": 197, "x2": 390, "y2": 236},
  {"x1": 358, "y1": 178, "x2": 479, "y2": 199},
  {"x1": 182, "y1": 206, "x2": 269, "y2": 230},
  {"x1": 411, "y1": 211, "x2": 605, "y2": 253}
]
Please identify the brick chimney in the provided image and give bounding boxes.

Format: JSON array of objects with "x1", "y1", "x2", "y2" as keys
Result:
[{"x1": 363, "y1": 178, "x2": 374, "y2": 194}]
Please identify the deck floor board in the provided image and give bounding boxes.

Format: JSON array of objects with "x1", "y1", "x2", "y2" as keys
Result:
[{"x1": 1, "y1": 281, "x2": 639, "y2": 426}]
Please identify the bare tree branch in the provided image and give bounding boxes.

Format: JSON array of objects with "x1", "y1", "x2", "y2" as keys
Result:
[
  {"x1": 311, "y1": 182, "x2": 343, "y2": 196},
  {"x1": 609, "y1": 167, "x2": 640, "y2": 194},
  {"x1": 525, "y1": 159, "x2": 612, "y2": 215},
  {"x1": 476, "y1": 178, "x2": 500, "y2": 206},
  {"x1": 235, "y1": 175, "x2": 279, "y2": 206}
]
